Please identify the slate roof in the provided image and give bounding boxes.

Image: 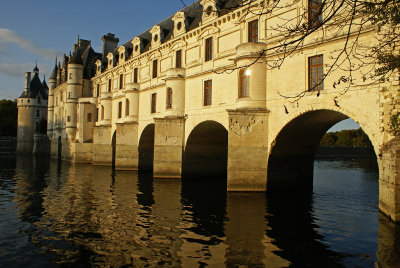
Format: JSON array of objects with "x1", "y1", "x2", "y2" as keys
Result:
[{"x1": 19, "y1": 67, "x2": 48, "y2": 100}]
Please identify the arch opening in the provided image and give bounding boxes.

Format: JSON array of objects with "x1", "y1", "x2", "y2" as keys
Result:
[
  {"x1": 267, "y1": 109, "x2": 377, "y2": 191},
  {"x1": 138, "y1": 124, "x2": 155, "y2": 172},
  {"x1": 183, "y1": 121, "x2": 228, "y2": 179},
  {"x1": 111, "y1": 130, "x2": 116, "y2": 169}
]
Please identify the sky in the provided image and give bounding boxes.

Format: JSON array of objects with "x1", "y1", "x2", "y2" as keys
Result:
[{"x1": 0, "y1": 0, "x2": 359, "y2": 131}]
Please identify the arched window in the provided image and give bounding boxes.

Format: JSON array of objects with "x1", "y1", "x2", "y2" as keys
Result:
[
  {"x1": 125, "y1": 99, "x2": 130, "y2": 116},
  {"x1": 166, "y1": 88, "x2": 173, "y2": 109},
  {"x1": 239, "y1": 69, "x2": 249, "y2": 98}
]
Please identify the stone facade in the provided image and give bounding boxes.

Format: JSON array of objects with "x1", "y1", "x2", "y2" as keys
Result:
[{"x1": 45, "y1": 0, "x2": 400, "y2": 221}]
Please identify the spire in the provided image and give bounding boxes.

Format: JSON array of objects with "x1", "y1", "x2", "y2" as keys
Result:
[
  {"x1": 50, "y1": 57, "x2": 58, "y2": 80},
  {"x1": 33, "y1": 61, "x2": 39, "y2": 76}
]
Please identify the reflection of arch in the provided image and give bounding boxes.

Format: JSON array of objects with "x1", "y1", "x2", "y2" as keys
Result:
[
  {"x1": 183, "y1": 120, "x2": 228, "y2": 179},
  {"x1": 267, "y1": 109, "x2": 378, "y2": 191},
  {"x1": 57, "y1": 136, "x2": 62, "y2": 160},
  {"x1": 111, "y1": 130, "x2": 116, "y2": 169},
  {"x1": 138, "y1": 124, "x2": 155, "y2": 171}
]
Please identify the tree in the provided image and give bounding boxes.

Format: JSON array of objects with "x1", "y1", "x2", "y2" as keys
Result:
[
  {"x1": 180, "y1": 0, "x2": 399, "y2": 101},
  {"x1": 0, "y1": 99, "x2": 18, "y2": 137}
]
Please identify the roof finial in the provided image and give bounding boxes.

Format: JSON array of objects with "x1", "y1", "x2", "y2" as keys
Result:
[
  {"x1": 78, "y1": 34, "x2": 80, "y2": 44},
  {"x1": 55, "y1": 55, "x2": 58, "y2": 66}
]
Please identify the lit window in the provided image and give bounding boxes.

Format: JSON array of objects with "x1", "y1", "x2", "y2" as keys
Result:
[
  {"x1": 239, "y1": 69, "x2": 249, "y2": 98},
  {"x1": 166, "y1": 88, "x2": 173, "y2": 109},
  {"x1": 118, "y1": 102, "x2": 122, "y2": 118},
  {"x1": 153, "y1": 60, "x2": 158, "y2": 78},
  {"x1": 125, "y1": 99, "x2": 130, "y2": 116},
  {"x1": 309, "y1": 55, "x2": 324, "y2": 91},
  {"x1": 248, "y1": 20, "x2": 258, "y2": 42},
  {"x1": 176, "y1": 50, "x2": 182, "y2": 68},
  {"x1": 151, "y1": 93, "x2": 157, "y2": 113},
  {"x1": 204, "y1": 80, "x2": 212, "y2": 106},
  {"x1": 309, "y1": 0, "x2": 323, "y2": 28},
  {"x1": 205, "y1": 37, "x2": 213, "y2": 62},
  {"x1": 119, "y1": 74, "x2": 124, "y2": 89}
]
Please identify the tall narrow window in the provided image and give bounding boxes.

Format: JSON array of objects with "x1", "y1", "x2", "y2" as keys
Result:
[
  {"x1": 133, "y1": 68, "x2": 138, "y2": 83},
  {"x1": 205, "y1": 37, "x2": 213, "y2": 62},
  {"x1": 101, "y1": 105, "x2": 104, "y2": 120},
  {"x1": 125, "y1": 99, "x2": 130, "y2": 116},
  {"x1": 95, "y1": 108, "x2": 99, "y2": 122},
  {"x1": 108, "y1": 79, "x2": 112, "y2": 92},
  {"x1": 87, "y1": 113, "x2": 92, "y2": 122},
  {"x1": 239, "y1": 69, "x2": 249, "y2": 98},
  {"x1": 176, "y1": 50, "x2": 182, "y2": 68},
  {"x1": 309, "y1": 55, "x2": 324, "y2": 91},
  {"x1": 166, "y1": 88, "x2": 173, "y2": 109},
  {"x1": 204, "y1": 80, "x2": 212, "y2": 106},
  {"x1": 151, "y1": 93, "x2": 157, "y2": 113},
  {"x1": 119, "y1": 74, "x2": 124, "y2": 89},
  {"x1": 36, "y1": 110, "x2": 40, "y2": 118},
  {"x1": 118, "y1": 102, "x2": 122, "y2": 118},
  {"x1": 309, "y1": 0, "x2": 323, "y2": 28},
  {"x1": 97, "y1": 84, "x2": 100, "y2": 97},
  {"x1": 153, "y1": 60, "x2": 158, "y2": 78},
  {"x1": 248, "y1": 19, "x2": 259, "y2": 42}
]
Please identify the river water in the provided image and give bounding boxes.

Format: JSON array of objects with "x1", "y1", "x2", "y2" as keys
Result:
[{"x1": 0, "y1": 156, "x2": 399, "y2": 267}]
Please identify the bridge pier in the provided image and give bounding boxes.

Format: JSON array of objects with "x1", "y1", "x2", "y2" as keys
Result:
[
  {"x1": 115, "y1": 122, "x2": 138, "y2": 170},
  {"x1": 379, "y1": 137, "x2": 400, "y2": 222},
  {"x1": 153, "y1": 117, "x2": 185, "y2": 178},
  {"x1": 227, "y1": 109, "x2": 269, "y2": 191}
]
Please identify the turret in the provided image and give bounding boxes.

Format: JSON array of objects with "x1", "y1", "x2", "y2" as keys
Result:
[
  {"x1": 24, "y1": 72, "x2": 31, "y2": 94},
  {"x1": 65, "y1": 44, "x2": 84, "y2": 141},
  {"x1": 47, "y1": 59, "x2": 57, "y2": 138}
]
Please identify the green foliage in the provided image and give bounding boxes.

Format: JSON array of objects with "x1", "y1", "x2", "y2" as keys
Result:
[
  {"x1": 0, "y1": 99, "x2": 17, "y2": 136},
  {"x1": 320, "y1": 128, "x2": 373, "y2": 148},
  {"x1": 389, "y1": 113, "x2": 400, "y2": 136}
]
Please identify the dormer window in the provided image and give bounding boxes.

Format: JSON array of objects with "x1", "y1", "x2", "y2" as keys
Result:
[
  {"x1": 95, "y1": 59, "x2": 102, "y2": 75},
  {"x1": 107, "y1": 52, "x2": 114, "y2": 69},
  {"x1": 172, "y1": 11, "x2": 187, "y2": 37},
  {"x1": 118, "y1": 46, "x2": 127, "y2": 64},
  {"x1": 131, "y1": 37, "x2": 142, "y2": 57},
  {"x1": 200, "y1": 0, "x2": 218, "y2": 23},
  {"x1": 150, "y1": 25, "x2": 162, "y2": 48}
]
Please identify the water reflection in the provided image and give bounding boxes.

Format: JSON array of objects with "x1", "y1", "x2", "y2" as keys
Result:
[{"x1": 0, "y1": 156, "x2": 398, "y2": 267}]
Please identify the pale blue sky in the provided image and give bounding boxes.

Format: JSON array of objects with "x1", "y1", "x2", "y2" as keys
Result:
[{"x1": 0, "y1": 0, "x2": 360, "y2": 131}]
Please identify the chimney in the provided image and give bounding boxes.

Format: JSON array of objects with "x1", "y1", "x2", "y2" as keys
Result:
[
  {"x1": 24, "y1": 72, "x2": 31, "y2": 94},
  {"x1": 102, "y1": 33, "x2": 119, "y2": 61}
]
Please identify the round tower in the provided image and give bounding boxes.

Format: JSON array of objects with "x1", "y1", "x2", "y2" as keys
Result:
[
  {"x1": 234, "y1": 43, "x2": 267, "y2": 109},
  {"x1": 47, "y1": 60, "x2": 57, "y2": 139},
  {"x1": 65, "y1": 45, "x2": 83, "y2": 141},
  {"x1": 165, "y1": 68, "x2": 186, "y2": 117}
]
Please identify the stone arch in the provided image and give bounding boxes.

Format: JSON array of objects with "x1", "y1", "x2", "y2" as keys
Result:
[
  {"x1": 183, "y1": 120, "x2": 228, "y2": 179},
  {"x1": 138, "y1": 123, "x2": 155, "y2": 171},
  {"x1": 267, "y1": 109, "x2": 378, "y2": 191}
]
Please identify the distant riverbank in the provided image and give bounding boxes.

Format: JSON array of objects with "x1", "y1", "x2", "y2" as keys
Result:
[{"x1": 315, "y1": 146, "x2": 376, "y2": 159}]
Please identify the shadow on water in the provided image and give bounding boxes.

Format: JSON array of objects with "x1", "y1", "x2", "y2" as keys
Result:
[{"x1": 266, "y1": 190, "x2": 345, "y2": 267}]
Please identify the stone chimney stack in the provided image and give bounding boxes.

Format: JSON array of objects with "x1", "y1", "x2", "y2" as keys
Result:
[
  {"x1": 102, "y1": 33, "x2": 119, "y2": 62},
  {"x1": 24, "y1": 72, "x2": 31, "y2": 94}
]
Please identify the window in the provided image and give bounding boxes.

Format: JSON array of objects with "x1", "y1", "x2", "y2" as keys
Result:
[
  {"x1": 133, "y1": 68, "x2": 138, "y2": 83},
  {"x1": 37, "y1": 97, "x2": 41, "y2": 104},
  {"x1": 166, "y1": 88, "x2": 173, "y2": 109},
  {"x1": 67, "y1": 116, "x2": 71, "y2": 122},
  {"x1": 153, "y1": 60, "x2": 158, "y2": 78},
  {"x1": 118, "y1": 102, "x2": 122, "y2": 118},
  {"x1": 87, "y1": 113, "x2": 92, "y2": 122},
  {"x1": 176, "y1": 50, "x2": 182, "y2": 68},
  {"x1": 125, "y1": 99, "x2": 130, "y2": 116},
  {"x1": 205, "y1": 37, "x2": 213, "y2": 62},
  {"x1": 97, "y1": 84, "x2": 100, "y2": 97},
  {"x1": 239, "y1": 69, "x2": 249, "y2": 98},
  {"x1": 309, "y1": 55, "x2": 324, "y2": 91},
  {"x1": 36, "y1": 110, "x2": 40, "y2": 118},
  {"x1": 68, "y1": 92, "x2": 72, "y2": 99},
  {"x1": 108, "y1": 79, "x2": 112, "y2": 92},
  {"x1": 95, "y1": 108, "x2": 99, "y2": 122},
  {"x1": 248, "y1": 20, "x2": 259, "y2": 42},
  {"x1": 101, "y1": 105, "x2": 104, "y2": 120},
  {"x1": 151, "y1": 93, "x2": 157, "y2": 113},
  {"x1": 309, "y1": 0, "x2": 323, "y2": 28},
  {"x1": 119, "y1": 74, "x2": 124, "y2": 89},
  {"x1": 204, "y1": 80, "x2": 212, "y2": 106},
  {"x1": 69, "y1": 73, "x2": 72, "y2": 80}
]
